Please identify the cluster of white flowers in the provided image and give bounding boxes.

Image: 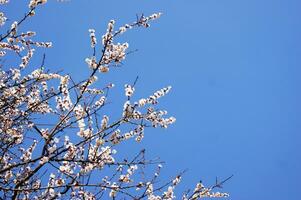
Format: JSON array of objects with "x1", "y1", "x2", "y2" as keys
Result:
[
  {"x1": 39, "y1": 173, "x2": 60, "y2": 199},
  {"x1": 29, "y1": 0, "x2": 47, "y2": 9},
  {"x1": 59, "y1": 161, "x2": 74, "y2": 174},
  {"x1": 148, "y1": 86, "x2": 172, "y2": 104},
  {"x1": 47, "y1": 142, "x2": 58, "y2": 154},
  {"x1": 81, "y1": 19, "x2": 130, "y2": 73},
  {"x1": 30, "y1": 41, "x2": 52, "y2": 48},
  {"x1": 138, "y1": 12, "x2": 162, "y2": 28},
  {"x1": 20, "y1": 48, "x2": 34, "y2": 69},
  {"x1": 99, "y1": 65, "x2": 109, "y2": 73},
  {"x1": 109, "y1": 129, "x2": 121, "y2": 144},
  {"x1": 136, "y1": 86, "x2": 172, "y2": 107},
  {"x1": 171, "y1": 176, "x2": 180, "y2": 185},
  {"x1": 83, "y1": 146, "x2": 116, "y2": 173},
  {"x1": 94, "y1": 96, "x2": 106, "y2": 108},
  {"x1": 0, "y1": 42, "x2": 21, "y2": 52},
  {"x1": 103, "y1": 42, "x2": 129, "y2": 64},
  {"x1": 74, "y1": 105, "x2": 86, "y2": 134},
  {"x1": 85, "y1": 56, "x2": 97, "y2": 69},
  {"x1": 83, "y1": 13, "x2": 164, "y2": 77},
  {"x1": 118, "y1": 165, "x2": 138, "y2": 183},
  {"x1": 55, "y1": 75, "x2": 73, "y2": 111},
  {"x1": 102, "y1": 20, "x2": 115, "y2": 45},
  {"x1": 116, "y1": 23, "x2": 132, "y2": 35},
  {"x1": 78, "y1": 128, "x2": 92, "y2": 138},
  {"x1": 148, "y1": 13, "x2": 162, "y2": 20},
  {"x1": 146, "y1": 182, "x2": 154, "y2": 196},
  {"x1": 20, "y1": 140, "x2": 37, "y2": 162},
  {"x1": 184, "y1": 182, "x2": 230, "y2": 199},
  {"x1": 122, "y1": 100, "x2": 135, "y2": 118},
  {"x1": 27, "y1": 84, "x2": 41, "y2": 107},
  {"x1": 121, "y1": 86, "x2": 176, "y2": 129},
  {"x1": 107, "y1": 125, "x2": 144, "y2": 144},
  {"x1": 80, "y1": 75, "x2": 98, "y2": 91},
  {"x1": 162, "y1": 186, "x2": 176, "y2": 199},
  {"x1": 10, "y1": 68, "x2": 21, "y2": 80},
  {"x1": 63, "y1": 136, "x2": 77, "y2": 160},
  {"x1": 86, "y1": 87, "x2": 104, "y2": 94},
  {"x1": 146, "y1": 109, "x2": 176, "y2": 128},
  {"x1": 77, "y1": 189, "x2": 95, "y2": 200},
  {"x1": 144, "y1": 169, "x2": 181, "y2": 200},
  {"x1": 28, "y1": 71, "x2": 61, "y2": 80},
  {"x1": 39, "y1": 156, "x2": 49, "y2": 164}
]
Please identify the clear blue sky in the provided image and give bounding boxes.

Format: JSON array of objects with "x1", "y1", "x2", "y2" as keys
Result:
[{"x1": 3, "y1": 0, "x2": 301, "y2": 199}]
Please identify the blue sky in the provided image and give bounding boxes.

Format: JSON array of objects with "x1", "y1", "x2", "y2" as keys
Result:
[{"x1": 3, "y1": 0, "x2": 301, "y2": 199}]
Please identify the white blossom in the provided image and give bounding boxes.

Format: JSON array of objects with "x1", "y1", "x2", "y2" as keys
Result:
[
  {"x1": 88, "y1": 28, "x2": 97, "y2": 48},
  {"x1": 10, "y1": 21, "x2": 18, "y2": 36},
  {"x1": 85, "y1": 56, "x2": 97, "y2": 69},
  {"x1": 101, "y1": 115, "x2": 109, "y2": 129},
  {"x1": 124, "y1": 84, "x2": 135, "y2": 97},
  {"x1": 29, "y1": 0, "x2": 47, "y2": 8},
  {"x1": 0, "y1": 12, "x2": 7, "y2": 26},
  {"x1": 0, "y1": 0, "x2": 9, "y2": 4}
]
